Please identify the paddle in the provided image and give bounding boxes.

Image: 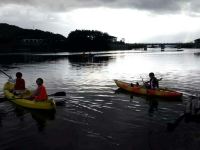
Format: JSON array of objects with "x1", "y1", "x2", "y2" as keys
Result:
[
  {"x1": 47, "y1": 91, "x2": 67, "y2": 106},
  {"x1": 0, "y1": 69, "x2": 15, "y2": 84},
  {"x1": 48, "y1": 91, "x2": 66, "y2": 96},
  {"x1": 140, "y1": 76, "x2": 145, "y2": 85},
  {"x1": 0, "y1": 69, "x2": 12, "y2": 79},
  {"x1": 0, "y1": 97, "x2": 6, "y2": 102},
  {"x1": 140, "y1": 76, "x2": 162, "y2": 86}
]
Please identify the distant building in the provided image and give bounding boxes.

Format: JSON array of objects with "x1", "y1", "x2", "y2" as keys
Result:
[
  {"x1": 22, "y1": 39, "x2": 44, "y2": 46},
  {"x1": 194, "y1": 38, "x2": 200, "y2": 48},
  {"x1": 120, "y1": 38, "x2": 125, "y2": 43},
  {"x1": 109, "y1": 36, "x2": 117, "y2": 42}
]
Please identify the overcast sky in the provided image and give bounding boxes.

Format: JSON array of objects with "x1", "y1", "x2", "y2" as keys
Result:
[{"x1": 1, "y1": 0, "x2": 200, "y2": 43}]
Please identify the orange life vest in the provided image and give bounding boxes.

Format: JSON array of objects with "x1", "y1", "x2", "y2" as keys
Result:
[{"x1": 34, "y1": 85, "x2": 48, "y2": 101}]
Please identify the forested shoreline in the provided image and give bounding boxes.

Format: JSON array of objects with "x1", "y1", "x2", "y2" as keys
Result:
[{"x1": 0, "y1": 23, "x2": 197, "y2": 53}]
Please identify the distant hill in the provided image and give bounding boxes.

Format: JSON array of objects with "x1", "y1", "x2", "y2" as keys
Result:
[
  {"x1": 0, "y1": 23, "x2": 67, "y2": 52},
  {"x1": 0, "y1": 23, "x2": 66, "y2": 40}
]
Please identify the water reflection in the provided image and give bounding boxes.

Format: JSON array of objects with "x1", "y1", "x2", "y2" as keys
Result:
[
  {"x1": 0, "y1": 53, "x2": 115, "y2": 65},
  {"x1": 1, "y1": 49, "x2": 200, "y2": 149},
  {"x1": 0, "y1": 109, "x2": 5, "y2": 127},
  {"x1": 115, "y1": 86, "x2": 184, "y2": 126},
  {"x1": 0, "y1": 53, "x2": 68, "y2": 64},
  {"x1": 14, "y1": 106, "x2": 55, "y2": 132},
  {"x1": 67, "y1": 54, "x2": 94, "y2": 63},
  {"x1": 147, "y1": 98, "x2": 158, "y2": 115},
  {"x1": 67, "y1": 54, "x2": 114, "y2": 64},
  {"x1": 0, "y1": 100, "x2": 12, "y2": 128},
  {"x1": 115, "y1": 88, "x2": 159, "y2": 115}
]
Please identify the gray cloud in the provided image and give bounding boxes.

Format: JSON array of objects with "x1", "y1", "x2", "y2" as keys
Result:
[
  {"x1": 0, "y1": 4, "x2": 70, "y2": 36},
  {"x1": 0, "y1": 0, "x2": 199, "y2": 14},
  {"x1": 1, "y1": 0, "x2": 200, "y2": 43}
]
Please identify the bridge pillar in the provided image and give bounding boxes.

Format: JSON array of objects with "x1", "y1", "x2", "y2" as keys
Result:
[
  {"x1": 161, "y1": 44, "x2": 165, "y2": 51},
  {"x1": 144, "y1": 45, "x2": 147, "y2": 51},
  {"x1": 177, "y1": 44, "x2": 181, "y2": 49}
]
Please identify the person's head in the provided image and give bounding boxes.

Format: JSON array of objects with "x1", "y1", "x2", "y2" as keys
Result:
[
  {"x1": 16, "y1": 72, "x2": 22, "y2": 78},
  {"x1": 36, "y1": 78, "x2": 43, "y2": 86},
  {"x1": 149, "y1": 72, "x2": 155, "y2": 78}
]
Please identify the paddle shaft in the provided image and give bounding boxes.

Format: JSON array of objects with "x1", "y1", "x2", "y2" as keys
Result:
[{"x1": 0, "y1": 70, "x2": 11, "y2": 78}]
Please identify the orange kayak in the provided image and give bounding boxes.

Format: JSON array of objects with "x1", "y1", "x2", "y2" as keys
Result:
[{"x1": 114, "y1": 80, "x2": 182, "y2": 98}]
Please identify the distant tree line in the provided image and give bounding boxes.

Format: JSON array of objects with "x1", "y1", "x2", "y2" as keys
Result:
[
  {"x1": 66, "y1": 30, "x2": 117, "y2": 51},
  {"x1": 0, "y1": 23, "x2": 130, "y2": 53},
  {"x1": 0, "y1": 23, "x2": 198, "y2": 53}
]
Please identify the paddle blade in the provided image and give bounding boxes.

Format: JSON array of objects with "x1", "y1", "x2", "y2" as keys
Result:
[{"x1": 49, "y1": 91, "x2": 66, "y2": 96}]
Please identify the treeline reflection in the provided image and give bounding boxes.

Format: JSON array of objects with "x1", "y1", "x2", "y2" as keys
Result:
[{"x1": 0, "y1": 53, "x2": 114, "y2": 65}]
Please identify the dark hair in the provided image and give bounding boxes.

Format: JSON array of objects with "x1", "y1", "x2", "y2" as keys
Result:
[
  {"x1": 36, "y1": 78, "x2": 43, "y2": 85},
  {"x1": 16, "y1": 72, "x2": 22, "y2": 78},
  {"x1": 149, "y1": 72, "x2": 155, "y2": 77}
]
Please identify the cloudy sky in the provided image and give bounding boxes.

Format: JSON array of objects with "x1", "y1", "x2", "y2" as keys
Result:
[{"x1": 1, "y1": 0, "x2": 200, "y2": 43}]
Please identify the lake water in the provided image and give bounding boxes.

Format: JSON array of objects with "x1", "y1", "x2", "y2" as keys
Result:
[{"x1": 0, "y1": 48, "x2": 200, "y2": 150}]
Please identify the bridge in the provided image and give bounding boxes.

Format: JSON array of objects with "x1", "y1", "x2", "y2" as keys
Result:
[{"x1": 128, "y1": 42, "x2": 184, "y2": 51}]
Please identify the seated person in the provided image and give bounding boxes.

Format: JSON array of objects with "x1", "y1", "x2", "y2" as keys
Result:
[
  {"x1": 13, "y1": 72, "x2": 25, "y2": 95},
  {"x1": 29, "y1": 78, "x2": 48, "y2": 101},
  {"x1": 145, "y1": 72, "x2": 160, "y2": 89}
]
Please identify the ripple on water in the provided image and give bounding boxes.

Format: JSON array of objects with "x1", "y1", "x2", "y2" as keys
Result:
[{"x1": 1, "y1": 50, "x2": 200, "y2": 149}]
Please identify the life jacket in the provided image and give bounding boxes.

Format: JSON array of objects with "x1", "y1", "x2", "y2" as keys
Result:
[
  {"x1": 150, "y1": 77, "x2": 159, "y2": 89},
  {"x1": 14, "y1": 78, "x2": 25, "y2": 90},
  {"x1": 34, "y1": 85, "x2": 48, "y2": 101}
]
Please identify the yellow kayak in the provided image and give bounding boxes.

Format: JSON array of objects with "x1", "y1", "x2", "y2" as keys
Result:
[{"x1": 3, "y1": 82, "x2": 56, "y2": 110}]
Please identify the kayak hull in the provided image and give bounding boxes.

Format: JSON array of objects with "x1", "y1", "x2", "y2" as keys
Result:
[
  {"x1": 3, "y1": 82, "x2": 56, "y2": 110},
  {"x1": 114, "y1": 80, "x2": 182, "y2": 98}
]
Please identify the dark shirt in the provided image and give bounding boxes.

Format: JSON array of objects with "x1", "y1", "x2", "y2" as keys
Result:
[
  {"x1": 14, "y1": 78, "x2": 25, "y2": 90},
  {"x1": 150, "y1": 77, "x2": 159, "y2": 89}
]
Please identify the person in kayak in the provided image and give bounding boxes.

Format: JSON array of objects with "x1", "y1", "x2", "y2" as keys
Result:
[
  {"x1": 13, "y1": 72, "x2": 26, "y2": 95},
  {"x1": 145, "y1": 72, "x2": 161, "y2": 89},
  {"x1": 29, "y1": 78, "x2": 48, "y2": 101}
]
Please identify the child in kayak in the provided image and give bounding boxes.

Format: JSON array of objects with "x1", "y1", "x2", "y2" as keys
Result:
[
  {"x1": 29, "y1": 78, "x2": 48, "y2": 101},
  {"x1": 13, "y1": 72, "x2": 26, "y2": 95},
  {"x1": 145, "y1": 72, "x2": 161, "y2": 89}
]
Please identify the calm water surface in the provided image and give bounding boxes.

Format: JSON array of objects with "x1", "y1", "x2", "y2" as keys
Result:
[{"x1": 0, "y1": 49, "x2": 200, "y2": 150}]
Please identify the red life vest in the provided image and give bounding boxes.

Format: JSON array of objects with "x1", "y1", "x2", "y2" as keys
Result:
[
  {"x1": 14, "y1": 78, "x2": 25, "y2": 90},
  {"x1": 34, "y1": 85, "x2": 48, "y2": 101}
]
